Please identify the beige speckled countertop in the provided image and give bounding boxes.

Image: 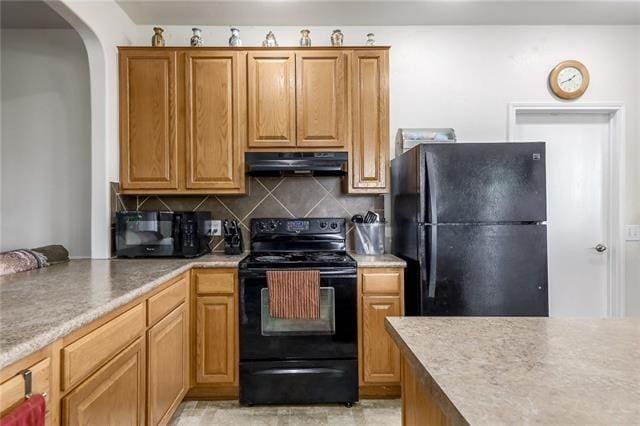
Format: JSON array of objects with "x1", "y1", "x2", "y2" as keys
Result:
[
  {"x1": 348, "y1": 253, "x2": 406, "y2": 268},
  {"x1": 0, "y1": 252, "x2": 404, "y2": 369},
  {"x1": 386, "y1": 317, "x2": 640, "y2": 425},
  {"x1": 0, "y1": 254, "x2": 245, "y2": 369}
]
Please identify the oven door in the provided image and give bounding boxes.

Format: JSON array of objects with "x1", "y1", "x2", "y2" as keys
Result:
[{"x1": 239, "y1": 268, "x2": 357, "y2": 361}]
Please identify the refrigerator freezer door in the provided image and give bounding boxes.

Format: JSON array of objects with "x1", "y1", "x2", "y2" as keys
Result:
[
  {"x1": 422, "y1": 224, "x2": 548, "y2": 316},
  {"x1": 423, "y1": 143, "x2": 547, "y2": 223}
]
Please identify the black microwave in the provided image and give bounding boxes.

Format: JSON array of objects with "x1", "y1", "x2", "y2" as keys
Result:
[{"x1": 115, "y1": 211, "x2": 211, "y2": 258}]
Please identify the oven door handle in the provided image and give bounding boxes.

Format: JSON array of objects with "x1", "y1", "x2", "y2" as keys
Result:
[{"x1": 251, "y1": 367, "x2": 347, "y2": 377}]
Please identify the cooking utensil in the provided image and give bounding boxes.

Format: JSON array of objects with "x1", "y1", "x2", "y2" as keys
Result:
[
  {"x1": 351, "y1": 214, "x2": 364, "y2": 224},
  {"x1": 364, "y1": 211, "x2": 378, "y2": 223}
]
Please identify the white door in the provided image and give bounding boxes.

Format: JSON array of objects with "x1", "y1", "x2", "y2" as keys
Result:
[{"x1": 512, "y1": 112, "x2": 610, "y2": 317}]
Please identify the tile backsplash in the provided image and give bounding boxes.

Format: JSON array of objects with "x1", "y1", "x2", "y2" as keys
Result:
[{"x1": 112, "y1": 176, "x2": 383, "y2": 252}]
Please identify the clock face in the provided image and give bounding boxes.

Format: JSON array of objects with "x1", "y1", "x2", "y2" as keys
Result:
[
  {"x1": 549, "y1": 60, "x2": 589, "y2": 100},
  {"x1": 557, "y1": 66, "x2": 583, "y2": 93}
]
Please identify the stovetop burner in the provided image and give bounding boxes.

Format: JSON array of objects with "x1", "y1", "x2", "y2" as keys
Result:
[
  {"x1": 254, "y1": 255, "x2": 287, "y2": 262},
  {"x1": 241, "y1": 251, "x2": 356, "y2": 269}
]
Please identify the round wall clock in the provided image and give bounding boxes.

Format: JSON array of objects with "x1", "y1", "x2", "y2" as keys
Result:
[{"x1": 549, "y1": 60, "x2": 590, "y2": 100}]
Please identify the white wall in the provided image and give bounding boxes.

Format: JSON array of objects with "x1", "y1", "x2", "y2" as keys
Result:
[
  {"x1": 1, "y1": 29, "x2": 91, "y2": 257},
  {"x1": 135, "y1": 24, "x2": 639, "y2": 314},
  {"x1": 46, "y1": 0, "x2": 137, "y2": 259}
]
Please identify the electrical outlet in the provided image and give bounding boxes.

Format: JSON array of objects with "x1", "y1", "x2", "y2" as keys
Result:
[
  {"x1": 204, "y1": 220, "x2": 222, "y2": 237},
  {"x1": 625, "y1": 225, "x2": 640, "y2": 241}
]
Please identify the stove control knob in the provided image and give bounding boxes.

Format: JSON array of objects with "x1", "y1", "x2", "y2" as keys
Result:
[
  {"x1": 257, "y1": 222, "x2": 266, "y2": 231},
  {"x1": 330, "y1": 222, "x2": 338, "y2": 230},
  {"x1": 269, "y1": 221, "x2": 278, "y2": 230},
  {"x1": 319, "y1": 221, "x2": 328, "y2": 229}
]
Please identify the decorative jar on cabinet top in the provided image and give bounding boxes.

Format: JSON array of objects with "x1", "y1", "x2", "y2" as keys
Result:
[
  {"x1": 299, "y1": 29, "x2": 311, "y2": 47},
  {"x1": 190, "y1": 28, "x2": 203, "y2": 47},
  {"x1": 262, "y1": 31, "x2": 278, "y2": 47},
  {"x1": 331, "y1": 29, "x2": 344, "y2": 47},
  {"x1": 151, "y1": 27, "x2": 165, "y2": 47},
  {"x1": 229, "y1": 27, "x2": 242, "y2": 46},
  {"x1": 366, "y1": 33, "x2": 376, "y2": 46}
]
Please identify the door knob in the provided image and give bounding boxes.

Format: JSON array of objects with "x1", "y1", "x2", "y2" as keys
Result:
[{"x1": 593, "y1": 243, "x2": 607, "y2": 253}]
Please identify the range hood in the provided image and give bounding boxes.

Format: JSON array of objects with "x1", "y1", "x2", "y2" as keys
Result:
[{"x1": 245, "y1": 152, "x2": 348, "y2": 176}]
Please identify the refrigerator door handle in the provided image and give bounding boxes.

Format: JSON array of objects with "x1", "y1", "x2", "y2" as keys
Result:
[
  {"x1": 427, "y1": 226, "x2": 437, "y2": 298},
  {"x1": 425, "y1": 151, "x2": 438, "y2": 224}
]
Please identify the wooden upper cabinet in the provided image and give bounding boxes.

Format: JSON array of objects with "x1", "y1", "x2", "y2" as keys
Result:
[
  {"x1": 247, "y1": 51, "x2": 296, "y2": 148},
  {"x1": 350, "y1": 50, "x2": 389, "y2": 193},
  {"x1": 185, "y1": 51, "x2": 245, "y2": 192},
  {"x1": 295, "y1": 51, "x2": 349, "y2": 148},
  {"x1": 119, "y1": 50, "x2": 178, "y2": 190}
]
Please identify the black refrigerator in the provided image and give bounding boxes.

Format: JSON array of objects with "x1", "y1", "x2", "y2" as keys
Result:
[{"x1": 391, "y1": 142, "x2": 549, "y2": 316}]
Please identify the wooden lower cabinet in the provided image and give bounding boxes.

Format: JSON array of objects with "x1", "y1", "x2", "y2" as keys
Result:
[
  {"x1": 62, "y1": 338, "x2": 145, "y2": 426},
  {"x1": 401, "y1": 358, "x2": 450, "y2": 426},
  {"x1": 147, "y1": 303, "x2": 189, "y2": 425},
  {"x1": 195, "y1": 296, "x2": 236, "y2": 385},
  {"x1": 189, "y1": 269, "x2": 239, "y2": 399},
  {"x1": 358, "y1": 268, "x2": 404, "y2": 397},
  {"x1": 362, "y1": 295, "x2": 402, "y2": 383}
]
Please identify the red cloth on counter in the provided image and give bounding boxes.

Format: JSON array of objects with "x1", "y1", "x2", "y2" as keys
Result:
[{"x1": 0, "y1": 394, "x2": 46, "y2": 426}]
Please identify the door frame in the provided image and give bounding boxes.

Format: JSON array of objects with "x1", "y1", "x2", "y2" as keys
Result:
[{"x1": 507, "y1": 102, "x2": 626, "y2": 317}]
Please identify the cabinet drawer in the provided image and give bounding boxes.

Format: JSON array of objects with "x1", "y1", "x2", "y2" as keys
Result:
[
  {"x1": 147, "y1": 274, "x2": 188, "y2": 326},
  {"x1": 194, "y1": 269, "x2": 236, "y2": 295},
  {"x1": 62, "y1": 304, "x2": 145, "y2": 391},
  {"x1": 361, "y1": 269, "x2": 402, "y2": 294},
  {"x1": 0, "y1": 358, "x2": 51, "y2": 417}
]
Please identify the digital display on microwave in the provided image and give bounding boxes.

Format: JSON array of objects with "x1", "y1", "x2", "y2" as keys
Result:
[{"x1": 287, "y1": 220, "x2": 309, "y2": 232}]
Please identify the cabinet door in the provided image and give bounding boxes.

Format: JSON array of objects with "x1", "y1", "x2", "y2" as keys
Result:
[
  {"x1": 350, "y1": 50, "x2": 389, "y2": 193},
  {"x1": 119, "y1": 50, "x2": 178, "y2": 190},
  {"x1": 247, "y1": 51, "x2": 296, "y2": 148},
  {"x1": 185, "y1": 51, "x2": 245, "y2": 192},
  {"x1": 295, "y1": 51, "x2": 349, "y2": 148},
  {"x1": 195, "y1": 296, "x2": 236, "y2": 384},
  {"x1": 361, "y1": 295, "x2": 401, "y2": 384},
  {"x1": 63, "y1": 339, "x2": 145, "y2": 426},
  {"x1": 147, "y1": 304, "x2": 188, "y2": 425}
]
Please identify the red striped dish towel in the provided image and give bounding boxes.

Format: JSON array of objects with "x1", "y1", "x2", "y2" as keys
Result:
[
  {"x1": 267, "y1": 270, "x2": 320, "y2": 320},
  {"x1": 0, "y1": 394, "x2": 46, "y2": 426}
]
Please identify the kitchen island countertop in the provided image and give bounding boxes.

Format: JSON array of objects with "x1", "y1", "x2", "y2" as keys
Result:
[
  {"x1": 0, "y1": 254, "x2": 246, "y2": 369},
  {"x1": 385, "y1": 316, "x2": 640, "y2": 425}
]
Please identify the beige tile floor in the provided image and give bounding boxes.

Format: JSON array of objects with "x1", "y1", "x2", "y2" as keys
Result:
[{"x1": 169, "y1": 399, "x2": 401, "y2": 425}]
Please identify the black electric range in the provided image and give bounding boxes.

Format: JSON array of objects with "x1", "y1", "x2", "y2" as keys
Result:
[{"x1": 238, "y1": 218, "x2": 358, "y2": 406}]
